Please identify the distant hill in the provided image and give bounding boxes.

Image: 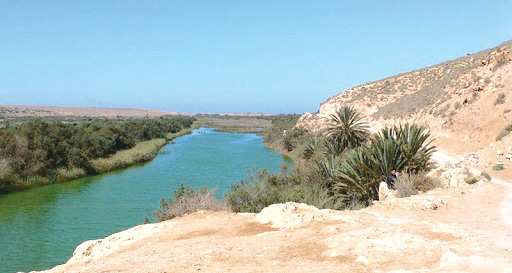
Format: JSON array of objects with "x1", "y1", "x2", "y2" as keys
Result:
[
  {"x1": 297, "y1": 40, "x2": 512, "y2": 157},
  {"x1": 0, "y1": 105, "x2": 180, "y2": 119}
]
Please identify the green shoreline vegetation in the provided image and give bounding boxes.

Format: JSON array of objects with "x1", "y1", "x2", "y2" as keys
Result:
[
  {"x1": 0, "y1": 116, "x2": 195, "y2": 193},
  {"x1": 154, "y1": 108, "x2": 438, "y2": 221}
]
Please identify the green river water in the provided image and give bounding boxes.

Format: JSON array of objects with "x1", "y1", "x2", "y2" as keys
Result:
[{"x1": 0, "y1": 128, "x2": 288, "y2": 273}]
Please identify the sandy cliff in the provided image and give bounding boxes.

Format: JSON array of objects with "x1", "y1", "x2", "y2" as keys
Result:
[{"x1": 297, "y1": 40, "x2": 512, "y2": 180}]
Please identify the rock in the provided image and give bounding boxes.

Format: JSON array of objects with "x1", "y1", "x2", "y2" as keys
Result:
[
  {"x1": 497, "y1": 150, "x2": 503, "y2": 155},
  {"x1": 378, "y1": 182, "x2": 395, "y2": 201},
  {"x1": 505, "y1": 154, "x2": 512, "y2": 160},
  {"x1": 356, "y1": 256, "x2": 370, "y2": 266},
  {"x1": 253, "y1": 202, "x2": 353, "y2": 230},
  {"x1": 253, "y1": 202, "x2": 317, "y2": 230},
  {"x1": 437, "y1": 168, "x2": 468, "y2": 188},
  {"x1": 467, "y1": 155, "x2": 479, "y2": 164}
]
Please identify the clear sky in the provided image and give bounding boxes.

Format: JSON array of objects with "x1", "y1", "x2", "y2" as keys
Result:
[{"x1": 1, "y1": 1, "x2": 511, "y2": 114}]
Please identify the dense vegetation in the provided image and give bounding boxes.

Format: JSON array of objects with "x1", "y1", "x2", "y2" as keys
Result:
[
  {"x1": 225, "y1": 107, "x2": 436, "y2": 212},
  {"x1": 154, "y1": 108, "x2": 437, "y2": 221},
  {"x1": 0, "y1": 116, "x2": 195, "y2": 191}
]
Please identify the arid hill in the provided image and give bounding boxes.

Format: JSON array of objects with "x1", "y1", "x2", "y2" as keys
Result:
[{"x1": 297, "y1": 40, "x2": 512, "y2": 179}]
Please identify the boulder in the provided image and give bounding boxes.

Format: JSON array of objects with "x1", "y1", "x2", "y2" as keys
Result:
[
  {"x1": 378, "y1": 182, "x2": 396, "y2": 201},
  {"x1": 438, "y1": 168, "x2": 468, "y2": 188}
]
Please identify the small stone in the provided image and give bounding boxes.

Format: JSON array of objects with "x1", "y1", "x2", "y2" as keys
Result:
[
  {"x1": 356, "y1": 256, "x2": 370, "y2": 266},
  {"x1": 497, "y1": 150, "x2": 503, "y2": 155}
]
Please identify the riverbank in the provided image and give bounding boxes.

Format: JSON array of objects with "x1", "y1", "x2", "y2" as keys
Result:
[
  {"x1": 36, "y1": 180, "x2": 512, "y2": 273},
  {"x1": 1, "y1": 128, "x2": 194, "y2": 194},
  {"x1": 1, "y1": 127, "x2": 287, "y2": 273}
]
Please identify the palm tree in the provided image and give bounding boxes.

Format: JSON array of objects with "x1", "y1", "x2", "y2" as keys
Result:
[
  {"x1": 326, "y1": 107, "x2": 369, "y2": 151},
  {"x1": 334, "y1": 123, "x2": 436, "y2": 203}
]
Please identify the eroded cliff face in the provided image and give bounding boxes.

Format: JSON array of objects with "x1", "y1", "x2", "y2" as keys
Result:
[
  {"x1": 36, "y1": 180, "x2": 512, "y2": 273},
  {"x1": 297, "y1": 40, "x2": 512, "y2": 153}
]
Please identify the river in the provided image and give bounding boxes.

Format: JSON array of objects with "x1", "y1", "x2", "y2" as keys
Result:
[{"x1": 0, "y1": 128, "x2": 288, "y2": 273}]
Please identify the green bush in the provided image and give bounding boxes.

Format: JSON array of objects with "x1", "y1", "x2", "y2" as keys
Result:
[
  {"x1": 494, "y1": 93, "x2": 506, "y2": 106},
  {"x1": 334, "y1": 124, "x2": 436, "y2": 203},
  {"x1": 226, "y1": 166, "x2": 344, "y2": 213},
  {"x1": 326, "y1": 107, "x2": 369, "y2": 150},
  {"x1": 492, "y1": 164, "x2": 504, "y2": 171},
  {"x1": 0, "y1": 117, "x2": 195, "y2": 191},
  {"x1": 465, "y1": 177, "x2": 478, "y2": 184},
  {"x1": 496, "y1": 130, "x2": 509, "y2": 141},
  {"x1": 481, "y1": 172, "x2": 492, "y2": 181}
]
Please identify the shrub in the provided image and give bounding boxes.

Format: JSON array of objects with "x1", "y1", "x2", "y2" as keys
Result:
[
  {"x1": 90, "y1": 138, "x2": 167, "y2": 173},
  {"x1": 54, "y1": 168, "x2": 86, "y2": 182},
  {"x1": 494, "y1": 93, "x2": 506, "y2": 106},
  {"x1": 492, "y1": 164, "x2": 504, "y2": 171},
  {"x1": 226, "y1": 168, "x2": 344, "y2": 213},
  {"x1": 496, "y1": 130, "x2": 509, "y2": 141},
  {"x1": 326, "y1": 107, "x2": 369, "y2": 150},
  {"x1": 334, "y1": 123, "x2": 436, "y2": 203},
  {"x1": 302, "y1": 136, "x2": 321, "y2": 160},
  {"x1": 465, "y1": 177, "x2": 478, "y2": 184},
  {"x1": 154, "y1": 184, "x2": 230, "y2": 221},
  {"x1": 481, "y1": 172, "x2": 492, "y2": 181},
  {"x1": 395, "y1": 174, "x2": 418, "y2": 198},
  {"x1": 505, "y1": 123, "x2": 512, "y2": 132},
  {"x1": 393, "y1": 173, "x2": 441, "y2": 198},
  {"x1": 410, "y1": 173, "x2": 442, "y2": 192}
]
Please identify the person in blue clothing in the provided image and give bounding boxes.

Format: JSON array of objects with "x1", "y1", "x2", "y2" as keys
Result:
[{"x1": 386, "y1": 168, "x2": 397, "y2": 190}]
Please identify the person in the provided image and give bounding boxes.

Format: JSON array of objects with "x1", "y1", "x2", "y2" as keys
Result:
[{"x1": 386, "y1": 168, "x2": 397, "y2": 190}]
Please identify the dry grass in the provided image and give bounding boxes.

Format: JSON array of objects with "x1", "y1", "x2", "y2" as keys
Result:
[
  {"x1": 54, "y1": 168, "x2": 87, "y2": 182},
  {"x1": 90, "y1": 138, "x2": 167, "y2": 173},
  {"x1": 395, "y1": 173, "x2": 442, "y2": 198},
  {"x1": 154, "y1": 187, "x2": 231, "y2": 221}
]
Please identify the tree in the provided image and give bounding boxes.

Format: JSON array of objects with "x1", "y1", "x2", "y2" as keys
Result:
[{"x1": 326, "y1": 107, "x2": 369, "y2": 152}]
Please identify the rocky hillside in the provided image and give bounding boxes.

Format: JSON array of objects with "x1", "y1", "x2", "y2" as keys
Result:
[{"x1": 297, "y1": 40, "x2": 512, "y2": 153}]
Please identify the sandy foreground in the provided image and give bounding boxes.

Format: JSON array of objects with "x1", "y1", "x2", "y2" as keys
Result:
[{"x1": 34, "y1": 177, "x2": 512, "y2": 273}]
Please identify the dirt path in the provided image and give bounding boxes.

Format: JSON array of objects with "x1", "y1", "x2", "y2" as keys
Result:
[{"x1": 434, "y1": 148, "x2": 512, "y2": 230}]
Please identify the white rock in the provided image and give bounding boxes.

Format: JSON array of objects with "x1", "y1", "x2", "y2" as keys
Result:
[
  {"x1": 378, "y1": 182, "x2": 392, "y2": 201},
  {"x1": 356, "y1": 256, "x2": 370, "y2": 266},
  {"x1": 497, "y1": 150, "x2": 503, "y2": 155},
  {"x1": 467, "y1": 155, "x2": 478, "y2": 164},
  {"x1": 253, "y1": 202, "x2": 317, "y2": 230},
  {"x1": 438, "y1": 168, "x2": 468, "y2": 188}
]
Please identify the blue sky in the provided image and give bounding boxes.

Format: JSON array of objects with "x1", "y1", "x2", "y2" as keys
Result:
[{"x1": 1, "y1": 1, "x2": 511, "y2": 114}]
